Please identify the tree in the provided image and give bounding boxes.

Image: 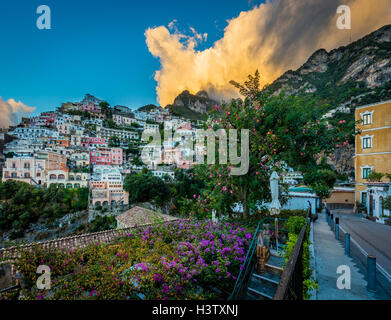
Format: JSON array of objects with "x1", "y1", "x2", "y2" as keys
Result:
[
  {"x1": 123, "y1": 172, "x2": 171, "y2": 207},
  {"x1": 303, "y1": 169, "x2": 337, "y2": 199},
  {"x1": 193, "y1": 71, "x2": 355, "y2": 220},
  {"x1": 229, "y1": 69, "x2": 262, "y2": 98}
]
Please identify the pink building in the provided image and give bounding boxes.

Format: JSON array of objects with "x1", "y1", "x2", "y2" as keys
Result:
[
  {"x1": 90, "y1": 181, "x2": 129, "y2": 206},
  {"x1": 81, "y1": 103, "x2": 101, "y2": 114},
  {"x1": 90, "y1": 148, "x2": 123, "y2": 166},
  {"x1": 80, "y1": 136, "x2": 108, "y2": 148},
  {"x1": 2, "y1": 151, "x2": 67, "y2": 186},
  {"x1": 162, "y1": 147, "x2": 193, "y2": 169},
  {"x1": 32, "y1": 112, "x2": 57, "y2": 127}
]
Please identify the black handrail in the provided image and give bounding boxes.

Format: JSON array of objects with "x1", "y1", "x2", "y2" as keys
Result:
[
  {"x1": 229, "y1": 216, "x2": 287, "y2": 300},
  {"x1": 0, "y1": 284, "x2": 20, "y2": 294}
]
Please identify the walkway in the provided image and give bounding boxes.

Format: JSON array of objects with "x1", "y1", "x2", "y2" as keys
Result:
[{"x1": 312, "y1": 212, "x2": 387, "y2": 300}]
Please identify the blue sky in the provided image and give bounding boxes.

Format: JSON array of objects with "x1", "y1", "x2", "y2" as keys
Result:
[{"x1": 0, "y1": 0, "x2": 261, "y2": 115}]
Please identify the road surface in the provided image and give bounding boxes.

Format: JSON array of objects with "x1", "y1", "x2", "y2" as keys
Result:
[{"x1": 332, "y1": 210, "x2": 391, "y2": 280}]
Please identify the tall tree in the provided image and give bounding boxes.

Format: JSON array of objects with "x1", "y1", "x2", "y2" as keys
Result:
[{"x1": 194, "y1": 71, "x2": 355, "y2": 220}]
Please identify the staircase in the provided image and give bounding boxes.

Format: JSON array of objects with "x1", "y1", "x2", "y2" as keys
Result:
[{"x1": 245, "y1": 251, "x2": 284, "y2": 300}]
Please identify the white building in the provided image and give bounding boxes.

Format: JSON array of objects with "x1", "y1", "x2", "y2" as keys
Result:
[
  {"x1": 98, "y1": 127, "x2": 138, "y2": 141},
  {"x1": 134, "y1": 111, "x2": 147, "y2": 121},
  {"x1": 8, "y1": 127, "x2": 59, "y2": 140}
]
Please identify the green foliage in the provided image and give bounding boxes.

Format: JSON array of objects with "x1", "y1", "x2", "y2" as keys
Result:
[
  {"x1": 190, "y1": 71, "x2": 354, "y2": 220},
  {"x1": 9, "y1": 220, "x2": 252, "y2": 300},
  {"x1": 283, "y1": 217, "x2": 317, "y2": 299},
  {"x1": 88, "y1": 215, "x2": 116, "y2": 233},
  {"x1": 367, "y1": 171, "x2": 384, "y2": 182},
  {"x1": 303, "y1": 169, "x2": 337, "y2": 199},
  {"x1": 0, "y1": 181, "x2": 88, "y2": 236},
  {"x1": 286, "y1": 216, "x2": 306, "y2": 234},
  {"x1": 168, "y1": 104, "x2": 206, "y2": 121},
  {"x1": 383, "y1": 196, "x2": 391, "y2": 211},
  {"x1": 123, "y1": 172, "x2": 172, "y2": 206},
  {"x1": 229, "y1": 69, "x2": 261, "y2": 97},
  {"x1": 304, "y1": 169, "x2": 337, "y2": 188}
]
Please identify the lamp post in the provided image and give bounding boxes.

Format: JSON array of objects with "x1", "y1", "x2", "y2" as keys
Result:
[{"x1": 270, "y1": 171, "x2": 281, "y2": 251}]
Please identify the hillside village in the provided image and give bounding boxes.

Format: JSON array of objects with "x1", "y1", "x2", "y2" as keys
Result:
[
  {"x1": 0, "y1": 94, "x2": 202, "y2": 205},
  {"x1": 0, "y1": 20, "x2": 390, "y2": 302}
]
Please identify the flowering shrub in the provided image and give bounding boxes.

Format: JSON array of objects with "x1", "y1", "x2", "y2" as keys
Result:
[{"x1": 10, "y1": 219, "x2": 252, "y2": 300}]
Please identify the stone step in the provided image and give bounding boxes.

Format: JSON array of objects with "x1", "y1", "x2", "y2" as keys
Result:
[
  {"x1": 247, "y1": 286, "x2": 274, "y2": 300},
  {"x1": 247, "y1": 270, "x2": 279, "y2": 300}
]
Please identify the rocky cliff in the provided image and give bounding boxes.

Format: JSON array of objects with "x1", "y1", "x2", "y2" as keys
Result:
[
  {"x1": 167, "y1": 90, "x2": 218, "y2": 120},
  {"x1": 265, "y1": 25, "x2": 391, "y2": 109},
  {"x1": 263, "y1": 25, "x2": 391, "y2": 177}
]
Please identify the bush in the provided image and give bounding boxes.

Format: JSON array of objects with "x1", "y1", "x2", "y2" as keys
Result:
[
  {"x1": 383, "y1": 196, "x2": 391, "y2": 211},
  {"x1": 88, "y1": 215, "x2": 115, "y2": 233},
  {"x1": 367, "y1": 171, "x2": 384, "y2": 182},
  {"x1": 11, "y1": 219, "x2": 253, "y2": 300},
  {"x1": 283, "y1": 216, "x2": 317, "y2": 299},
  {"x1": 286, "y1": 216, "x2": 306, "y2": 234}
]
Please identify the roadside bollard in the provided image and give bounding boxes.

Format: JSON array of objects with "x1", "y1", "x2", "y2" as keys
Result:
[
  {"x1": 335, "y1": 217, "x2": 339, "y2": 239},
  {"x1": 345, "y1": 234, "x2": 350, "y2": 257},
  {"x1": 367, "y1": 255, "x2": 377, "y2": 293},
  {"x1": 330, "y1": 214, "x2": 334, "y2": 228}
]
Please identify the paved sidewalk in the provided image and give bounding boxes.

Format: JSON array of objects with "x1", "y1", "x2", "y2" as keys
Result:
[{"x1": 313, "y1": 212, "x2": 379, "y2": 300}]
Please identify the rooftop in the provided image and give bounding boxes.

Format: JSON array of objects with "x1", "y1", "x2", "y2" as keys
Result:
[{"x1": 116, "y1": 206, "x2": 177, "y2": 228}]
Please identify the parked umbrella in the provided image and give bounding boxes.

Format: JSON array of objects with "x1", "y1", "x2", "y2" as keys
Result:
[{"x1": 270, "y1": 171, "x2": 281, "y2": 251}]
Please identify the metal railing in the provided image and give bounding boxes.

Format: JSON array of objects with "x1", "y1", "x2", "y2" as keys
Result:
[
  {"x1": 228, "y1": 216, "x2": 288, "y2": 300},
  {"x1": 273, "y1": 207, "x2": 311, "y2": 300}
]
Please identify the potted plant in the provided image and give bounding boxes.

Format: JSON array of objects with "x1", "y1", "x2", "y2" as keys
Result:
[{"x1": 356, "y1": 201, "x2": 367, "y2": 216}]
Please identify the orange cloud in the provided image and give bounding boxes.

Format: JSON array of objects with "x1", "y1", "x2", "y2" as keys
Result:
[
  {"x1": 145, "y1": 0, "x2": 391, "y2": 106},
  {"x1": 0, "y1": 97, "x2": 35, "y2": 128}
]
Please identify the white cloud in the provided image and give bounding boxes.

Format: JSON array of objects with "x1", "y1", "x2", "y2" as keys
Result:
[{"x1": 0, "y1": 97, "x2": 35, "y2": 128}]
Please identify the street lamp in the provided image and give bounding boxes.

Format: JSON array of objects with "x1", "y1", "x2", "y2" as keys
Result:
[{"x1": 270, "y1": 171, "x2": 281, "y2": 251}]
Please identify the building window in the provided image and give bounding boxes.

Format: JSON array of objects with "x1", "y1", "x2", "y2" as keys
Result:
[
  {"x1": 362, "y1": 113, "x2": 372, "y2": 125},
  {"x1": 362, "y1": 137, "x2": 372, "y2": 149},
  {"x1": 362, "y1": 168, "x2": 372, "y2": 179}
]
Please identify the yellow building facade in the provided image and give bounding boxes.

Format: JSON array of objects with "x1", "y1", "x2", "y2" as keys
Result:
[{"x1": 354, "y1": 100, "x2": 391, "y2": 219}]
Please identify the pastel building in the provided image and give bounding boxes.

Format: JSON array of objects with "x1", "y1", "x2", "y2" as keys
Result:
[
  {"x1": 81, "y1": 103, "x2": 101, "y2": 114},
  {"x1": 70, "y1": 151, "x2": 90, "y2": 167},
  {"x1": 8, "y1": 127, "x2": 59, "y2": 140},
  {"x1": 31, "y1": 112, "x2": 57, "y2": 127},
  {"x1": 354, "y1": 100, "x2": 391, "y2": 220},
  {"x1": 47, "y1": 167, "x2": 88, "y2": 189},
  {"x1": 2, "y1": 151, "x2": 67, "y2": 186},
  {"x1": 98, "y1": 127, "x2": 138, "y2": 141},
  {"x1": 80, "y1": 136, "x2": 108, "y2": 149},
  {"x1": 89, "y1": 166, "x2": 129, "y2": 206},
  {"x1": 90, "y1": 148, "x2": 123, "y2": 166},
  {"x1": 113, "y1": 113, "x2": 137, "y2": 126}
]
